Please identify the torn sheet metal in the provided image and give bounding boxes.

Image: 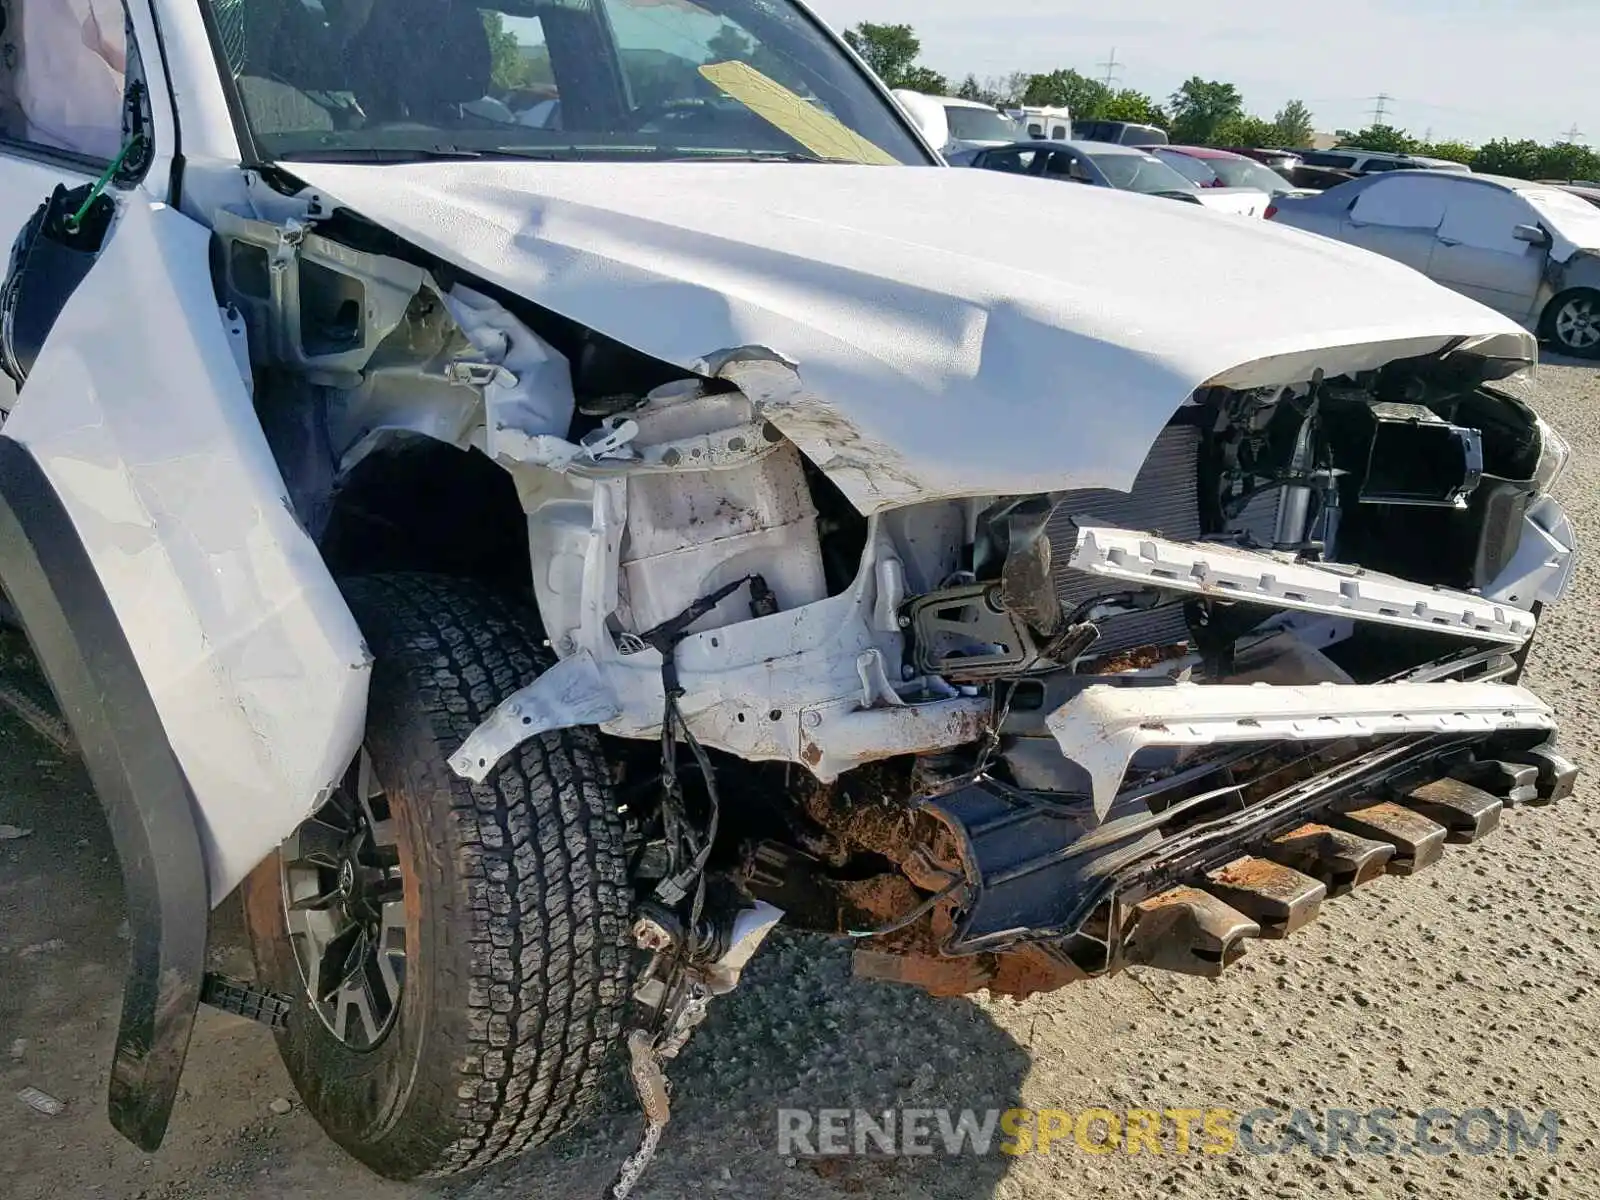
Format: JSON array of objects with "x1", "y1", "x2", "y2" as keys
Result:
[
  {"x1": 1065, "y1": 523, "x2": 1538, "y2": 645},
  {"x1": 1047, "y1": 680, "x2": 1556, "y2": 820},
  {"x1": 283, "y1": 160, "x2": 1532, "y2": 514},
  {"x1": 443, "y1": 284, "x2": 575, "y2": 463},
  {"x1": 4, "y1": 200, "x2": 369, "y2": 901},
  {"x1": 451, "y1": 649, "x2": 622, "y2": 783},
  {"x1": 1482, "y1": 495, "x2": 1578, "y2": 607}
]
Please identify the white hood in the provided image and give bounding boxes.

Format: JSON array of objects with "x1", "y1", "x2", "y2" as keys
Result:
[{"x1": 288, "y1": 161, "x2": 1532, "y2": 513}]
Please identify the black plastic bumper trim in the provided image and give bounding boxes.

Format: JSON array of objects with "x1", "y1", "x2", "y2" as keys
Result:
[{"x1": 0, "y1": 435, "x2": 208, "y2": 1151}]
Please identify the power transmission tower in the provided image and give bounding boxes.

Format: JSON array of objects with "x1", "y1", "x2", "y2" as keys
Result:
[
  {"x1": 1369, "y1": 93, "x2": 1394, "y2": 125},
  {"x1": 1559, "y1": 123, "x2": 1586, "y2": 144},
  {"x1": 1097, "y1": 47, "x2": 1121, "y2": 88}
]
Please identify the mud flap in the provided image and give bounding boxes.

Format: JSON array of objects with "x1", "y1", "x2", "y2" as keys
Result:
[{"x1": 0, "y1": 437, "x2": 208, "y2": 1151}]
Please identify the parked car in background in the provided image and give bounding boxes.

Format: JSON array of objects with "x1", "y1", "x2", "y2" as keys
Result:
[
  {"x1": 1146, "y1": 145, "x2": 1318, "y2": 200},
  {"x1": 1541, "y1": 181, "x2": 1600, "y2": 210},
  {"x1": 968, "y1": 140, "x2": 1269, "y2": 215},
  {"x1": 1227, "y1": 147, "x2": 1303, "y2": 174},
  {"x1": 892, "y1": 90, "x2": 1021, "y2": 157},
  {"x1": 1073, "y1": 119, "x2": 1169, "y2": 146},
  {"x1": 1290, "y1": 164, "x2": 1363, "y2": 191},
  {"x1": 1294, "y1": 148, "x2": 1472, "y2": 176},
  {"x1": 1269, "y1": 171, "x2": 1600, "y2": 356}
]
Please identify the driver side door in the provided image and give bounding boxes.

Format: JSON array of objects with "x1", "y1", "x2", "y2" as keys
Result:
[{"x1": 1429, "y1": 186, "x2": 1549, "y2": 323}]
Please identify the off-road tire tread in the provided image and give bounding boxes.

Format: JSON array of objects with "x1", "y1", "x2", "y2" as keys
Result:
[{"x1": 250, "y1": 573, "x2": 631, "y2": 1180}]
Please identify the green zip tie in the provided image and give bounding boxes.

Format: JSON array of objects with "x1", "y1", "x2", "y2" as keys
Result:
[{"x1": 62, "y1": 135, "x2": 145, "y2": 236}]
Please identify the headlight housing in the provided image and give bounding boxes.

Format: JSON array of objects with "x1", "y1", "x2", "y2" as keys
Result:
[{"x1": 1532, "y1": 417, "x2": 1570, "y2": 494}]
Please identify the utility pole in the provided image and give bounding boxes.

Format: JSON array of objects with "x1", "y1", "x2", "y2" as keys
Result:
[{"x1": 1097, "y1": 47, "x2": 1121, "y2": 88}]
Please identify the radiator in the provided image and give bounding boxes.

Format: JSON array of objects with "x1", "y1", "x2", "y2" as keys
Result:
[{"x1": 1047, "y1": 426, "x2": 1202, "y2": 656}]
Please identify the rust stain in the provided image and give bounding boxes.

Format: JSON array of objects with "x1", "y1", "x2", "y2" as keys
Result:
[
  {"x1": 1208, "y1": 855, "x2": 1314, "y2": 903},
  {"x1": 1083, "y1": 641, "x2": 1192, "y2": 675}
]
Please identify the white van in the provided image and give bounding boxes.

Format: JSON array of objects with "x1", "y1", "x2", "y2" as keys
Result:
[
  {"x1": 891, "y1": 90, "x2": 1021, "y2": 156},
  {"x1": 1015, "y1": 105, "x2": 1073, "y2": 141}
]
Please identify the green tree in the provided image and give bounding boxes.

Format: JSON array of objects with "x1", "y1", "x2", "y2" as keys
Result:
[
  {"x1": 1213, "y1": 115, "x2": 1278, "y2": 147},
  {"x1": 1270, "y1": 100, "x2": 1315, "y2": 147},
  {"x1": 1538, "y1": 140, "x2": 1600, "y2": 181},
  {"x1": 1023, "y1": 68, "x2": 1108, "y2": 114},
  {"x1": 898, "y1": 65, "x2": 950, "y2": 95},
  {"x1": 1337, "y1": 124, "x2": 1416, "y2": 153},
  {"x1": 1470, "y1": 138, "x2": 1544, "y2": 177},
  {"x1": 482, "y1": 11, "x2": 534, "y2": 91},
  {"x1": 1167, "y1": 77, "x2": 1245, "y2": 144},
  {"x1": 994, "y1": 71, "x2": 1032, "y2": 106},
  {"x1": 1099, "y1": 88, "x2": 1168, "y2": 127},
  {"x1": 955, "y1": 74, "x2": 986, "y2": 101},
  {"x1": 1415, "y1": 139, "x2": 1475, "y2": 165},
  {"x1": 842, "y1": 22, "x2": 920, "y2": 87}
]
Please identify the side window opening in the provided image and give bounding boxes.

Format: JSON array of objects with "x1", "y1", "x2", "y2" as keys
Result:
[
  {"x1": 1349, "y1": 178, "x2": 1452, "y2": 229},
  {"x1": 0, "y1": 0, "x2": 128, "y2": 161}
]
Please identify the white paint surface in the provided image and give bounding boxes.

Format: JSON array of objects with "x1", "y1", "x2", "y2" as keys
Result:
[
  {"x1": 4, "y1": 200, "x2": 369, "y2": 901},
  {"x1": 286, "y1": 160, "x2": 1532, "y2": 514}
]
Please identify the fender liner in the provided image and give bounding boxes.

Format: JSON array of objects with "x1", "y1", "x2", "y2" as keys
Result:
[{"x1": 0, "y1": 435, "x2": 207, "y2": 1151}]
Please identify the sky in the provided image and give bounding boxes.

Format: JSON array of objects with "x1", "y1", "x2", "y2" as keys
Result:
[{"x1": 803, "y1": 0, "x2": 1599, "y2": 146}]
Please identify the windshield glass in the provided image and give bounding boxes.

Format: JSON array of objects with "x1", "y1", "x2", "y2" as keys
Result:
[
  {"x1": 201, "y1": 0, "x2": 929, "y2": 165},
  {"x1": 1156, "y1": 151, "x2": 1217, "y2": 186},
  {"x1": 1091, "y1": 151, "x2": 1196, "y2": 194},
  {"x1": 1207, "y1": 156, "x2": 1293, "y2": 191},
  {"x1": 944, "y1": 105, "x2": 1018, "y2": 143},
  {"x1": 1524, "y1": 189, "x2": 1600, "y2": 246}
]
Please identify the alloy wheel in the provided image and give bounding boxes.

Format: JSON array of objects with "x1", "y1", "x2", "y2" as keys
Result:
[
  {"x1": 280, "y1": 749, "x2": 407, "y2": 1050},
  {"x1": 1555, "y1": 294, "x2": 1600, "y2": 351}
]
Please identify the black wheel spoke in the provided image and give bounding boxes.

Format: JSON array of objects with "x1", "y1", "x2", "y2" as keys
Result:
[
  {"x1": 287, "y1": 817, "x2": 349, "y2": 870},
  {"x1": 315, "y1": 922, "x2": 365, "y2": 1003}
]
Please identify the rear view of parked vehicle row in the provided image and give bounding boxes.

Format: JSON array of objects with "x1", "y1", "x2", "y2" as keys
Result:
[
  {"x1": 0, "y1": 0, "x2": 1579, "y2": 1193},
  {"x1": 1271, "y1": 171, "x2": 1600, "y2": 357}
]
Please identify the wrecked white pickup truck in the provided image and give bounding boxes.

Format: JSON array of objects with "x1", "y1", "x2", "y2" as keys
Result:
[{"x1": 0, "y1": 0, "x2": 1578, "y2": 1190}]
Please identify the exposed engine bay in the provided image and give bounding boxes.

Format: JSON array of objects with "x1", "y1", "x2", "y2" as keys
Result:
[{"x1": 209, "y1": 194, "x2": 1578, "y2": 1016}]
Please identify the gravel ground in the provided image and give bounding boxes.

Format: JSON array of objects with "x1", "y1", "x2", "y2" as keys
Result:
[{"x1": 3, "y1": 358, "x2": 1599, "y2": 1200}]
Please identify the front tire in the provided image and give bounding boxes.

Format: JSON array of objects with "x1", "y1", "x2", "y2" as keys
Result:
[
  {"x1": 242, "y1": 574, "x2": 632, "y2": 1179},
  {"x1": 1540, "y1": 288, "x2": 1600, "y2": 359}
]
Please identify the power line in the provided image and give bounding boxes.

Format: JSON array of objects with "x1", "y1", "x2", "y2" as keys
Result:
[
  {"x1": 1097, "y1": 47, "x2": 1121, "y2": 88},
  {"x1": 1368, "y1": 92, "x2": 1395, "y2": 125}
]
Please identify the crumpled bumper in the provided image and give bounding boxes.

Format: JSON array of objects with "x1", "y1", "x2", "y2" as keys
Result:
[{"x1": 1048, "y1": 679, "x2": 1557, "y2": 819}]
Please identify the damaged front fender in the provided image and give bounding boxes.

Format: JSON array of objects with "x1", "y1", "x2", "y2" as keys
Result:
[{"x1": 3, "y1": 199, "x2": 370, "y2": 901}]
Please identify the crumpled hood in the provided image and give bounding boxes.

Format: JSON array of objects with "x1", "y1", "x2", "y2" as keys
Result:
[{"x1": 288, "y1": 161, "x2": 1533, "y2": 512}]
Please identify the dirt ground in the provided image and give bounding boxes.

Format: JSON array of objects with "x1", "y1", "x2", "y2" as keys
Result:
[{"x1": 4, "y1": 359, "x2": 1600, "y2": 1200}]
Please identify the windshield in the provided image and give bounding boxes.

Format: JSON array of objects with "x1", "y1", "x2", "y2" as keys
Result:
[
  {"x1": 200, "y1": 0, "x2": 929, "y2": 165},
  {"x1": 1091, "y1": 151, "x2": 1196, "y2": 194},
  {"x1": 1524, "y1": 189, "x2": 1600, "y2": 247},
  {"x1": 944, "y1": 105, "x2": 1019, "y2": 143},
  {"x1": 1206, "y1": 156, "x2": 1293, "y2": 191},
  {"x1": 1156, "y1": 151, "x2": 1217, "y2": 186}
]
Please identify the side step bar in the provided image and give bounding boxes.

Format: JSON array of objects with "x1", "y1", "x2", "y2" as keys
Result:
[
  {"x1": 1064, "y1": 523, "x2": 1536, "y2": 645},
  {"x1": 1047, "y1": 680, "x2": 1556, "y2": 818}
]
